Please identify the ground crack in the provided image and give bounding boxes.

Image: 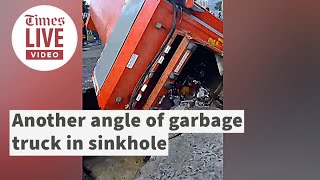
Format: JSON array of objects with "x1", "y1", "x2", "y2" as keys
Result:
[{"x1": 169, "y1": 133, "x2": 182, "y2": 140}]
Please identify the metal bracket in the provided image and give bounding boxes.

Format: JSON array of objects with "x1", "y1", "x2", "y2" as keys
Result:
[{"x1": 187, "y1": 43, "x2": 197, "y2": 52}]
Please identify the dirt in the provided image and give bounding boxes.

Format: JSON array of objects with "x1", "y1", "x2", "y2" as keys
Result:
[{"x1": 83, "y1": 157, "x2": 145, "y2": 180}]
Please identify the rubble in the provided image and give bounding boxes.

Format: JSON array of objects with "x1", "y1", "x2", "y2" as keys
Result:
[
  {"x1": 159, "y1": 47, "x2": 223, "y2": 110},
  {"x1": 165, "y1": 77, "x2": 223, "y2": 110}
]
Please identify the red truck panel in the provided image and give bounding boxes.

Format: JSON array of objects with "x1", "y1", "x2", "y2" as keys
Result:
[{"x1": 88, "y1": 0, "x2": 224, "y2": 110}]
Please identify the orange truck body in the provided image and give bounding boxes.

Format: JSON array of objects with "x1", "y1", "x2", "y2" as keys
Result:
[{"x1": 87, "y1": 0, "x2": 223, "y2": 110}]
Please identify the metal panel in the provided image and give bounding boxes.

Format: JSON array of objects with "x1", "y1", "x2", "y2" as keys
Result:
[
  {"x1": 93, "y1": 0, "x2": 146, "y2": 91},
  {"x1": 215, "y1": 54, "x2": 224, "y2": 76},
  {"x1": 174, "y1": 50, "x2": 191, "y2": 73},
  {"x1": 190, "y1": 15, "x2": 223, "y2": 38}
]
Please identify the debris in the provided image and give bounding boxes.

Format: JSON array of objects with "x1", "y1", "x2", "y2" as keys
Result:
[
  {"x1": 173, "y1": 96, "x2": 181, "y2": 106},
  {"x1": 165, "y1": 75, "x2": 223, "y2": 110},
  {"x1": 196, "y1": 86, "x2": 206, "y2": 98},
  {"x1": 180, "y1": 86, "x2": 190, "y2": 96}
]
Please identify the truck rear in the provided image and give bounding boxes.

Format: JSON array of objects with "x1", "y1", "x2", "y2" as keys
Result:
[{"x1": 87, "y1": 0, "x2": 223, "y2": 110}]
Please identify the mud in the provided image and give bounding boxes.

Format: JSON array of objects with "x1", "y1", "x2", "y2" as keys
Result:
[{"x1": 83, "y1": 157, "x2": 145, "y2": 180}]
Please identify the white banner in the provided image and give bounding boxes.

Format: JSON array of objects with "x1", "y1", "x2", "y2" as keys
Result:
[{"x1": 9, "y1": 110, "x2": 244, "y2": 156}]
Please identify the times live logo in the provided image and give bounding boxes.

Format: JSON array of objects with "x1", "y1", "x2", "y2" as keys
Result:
[
  {"x1": 25, "y1": 14, "x2": 65, "y2": 60},
  {"x1": 12, "y1": 5, "x2": 77, "y2": 71}
]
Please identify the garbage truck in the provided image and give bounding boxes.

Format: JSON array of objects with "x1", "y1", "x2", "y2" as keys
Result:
[{"x1": 86, "y1": 0, "x2": 223, "y2": 110}]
